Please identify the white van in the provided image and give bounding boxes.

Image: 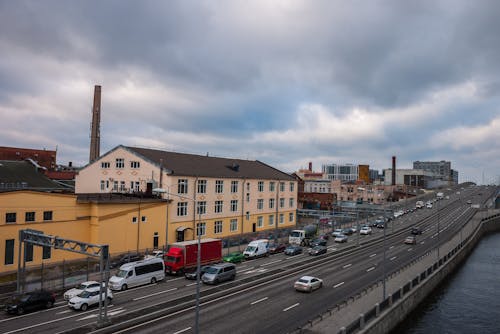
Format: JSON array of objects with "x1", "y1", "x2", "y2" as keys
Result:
[
  {"x1": 108, "y1": 257, "x2": 165, "y2": 291},
  {"x1": 243, "y1": 239, "x2": 269, "y2": 259}
]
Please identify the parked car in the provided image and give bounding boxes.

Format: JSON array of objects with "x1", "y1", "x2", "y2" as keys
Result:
[
  {"x1": 332, "y1": 229, "x2": 343, "y2": 237},
  {"x1": 68, "y1": 287, "x2": 113, "y2": 311},
  {"x1": 334, "y1": 234, "x2": 348, "y2": 243},
  {"x1": 223, "y1": 251, "x2": 245, "y2": 263},
  {"x1": 294, "y1": 276, "x2": 323, "y2": 292},
  {"x1": 284, "y1": 245, "x2": 303, "y2": 256},
  {"x1": 308, "y1": 245, "x2": 327, "y2": 256},
  {"x1": 404, "y1": 236, "x2": 417, "y2": 245},
  {"x1": 64, "y1": 281, "x2": 103, "y2": 301},
  {"x1": 359, "y1": 226, "x2": 372, "y2": 235},
  {"x1": 349, "y1": 226, "x2": 357, "y2": 233},
  {"x1": 369, "y1": 221, "x2": 379, "y2": 227},
  {"x1": 185, "y1": 266, "x2": 209, "y2": 280},
  {"x1": 341, "y1": 228, "x2": 353, "y2": 236},
  {"x1": 310, "y1": 239, "x2": 327, "y2": 247},
  {"x1": 268, "y1": 243, "x2": 286, "y2": 254},
  {"x1": 5, "y1": 290, "x2": 56, "y2": 315},
  {"x1": 318, "y1": 233, "x2": 329, "y2": 240},
  {"x1": 110, "y1": 253, "x2": 142, "y2": 269},
  {"x1": 201, "y1": 263, "x2": 236, "y2": 285},
  {"x1": 411, "y1": 227, "x2": 423, "y2": 235}
]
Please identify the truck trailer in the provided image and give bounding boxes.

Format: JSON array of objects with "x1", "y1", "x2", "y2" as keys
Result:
[
  {"x1": 164, "y1": 238, "x2": 222, "y2": 275},
  {"x1": 289, "y1": 225, "x2": 318, "y2": 246}
]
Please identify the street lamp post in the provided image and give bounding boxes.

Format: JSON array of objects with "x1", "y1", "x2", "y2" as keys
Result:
[{"x1": 382, "y1": 207, "x2": 387, "y2": 300}]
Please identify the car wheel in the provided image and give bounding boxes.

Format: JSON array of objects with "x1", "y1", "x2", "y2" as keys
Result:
[
  {"x1": 151, "y1": 277, "x2": 157, "y2": 284},
  {"x1": 46, "y1": 300, "x2": 54, "y2": 308},
  {"x1": 121, "y1": 284, "x2": 128, "y2": 291},
  {"x1": 319, "y1": 282, "x2": 323, "y2": 288},
  {"x1": 17, "y1": 307, "x2": 24, "y2": 315},
  {"x1": 81, "y1": 303, "x2": 88, "y2": 311}
]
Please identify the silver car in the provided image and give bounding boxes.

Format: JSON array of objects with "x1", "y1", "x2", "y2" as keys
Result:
[{"x1": 294, "y1": 276, "x2": 323, "y2": 292}]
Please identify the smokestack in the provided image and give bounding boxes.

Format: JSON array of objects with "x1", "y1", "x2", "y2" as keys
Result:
[
  {"x1": 308, "y1": 162, "x2": 312, "y2": 171},
  {"x1": 89, "y1": 85, "x2": 101, "y2": 163},
  {"x1": 392, "y1": 156, "x2": 396, "y2": 186}
]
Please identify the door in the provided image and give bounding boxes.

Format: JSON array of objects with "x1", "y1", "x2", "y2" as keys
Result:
[{"x1": 252, "y1": 223, "x2": 256, "y2": 233}]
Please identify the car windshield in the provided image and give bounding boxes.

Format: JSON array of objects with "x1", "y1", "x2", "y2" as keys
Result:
[
  {"x1": 77, "y1": 283, "x2": 91, "y2": 290},
  {"x1": 116, "y1": 269, "x2": 128, "y2": 278},
  {"x1": 290, "y1": 231, "x2": 301, "y2": 237},
  {"x1": 78, "y1": 291, "x2": 92, "y2": 298},
  {"x1": 297, "y1": 278, "x2": 309, "y2": 284},
  {"x1": 245, "y1": 246, "x2": 257, "y2": 252},
  {"x1": 205, "y1": 267, "x2": 219, "y2": 274},
  {"x1": 166, "y1": 256, "x2": 180, "y2": 263}
]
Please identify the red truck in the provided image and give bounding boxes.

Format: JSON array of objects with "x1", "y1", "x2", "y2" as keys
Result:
[{"x1": 164, "y1": 238, "x2": 222, "y2": 275}]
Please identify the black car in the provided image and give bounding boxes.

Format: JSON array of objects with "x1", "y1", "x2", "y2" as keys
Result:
[
  {"x1": 411, "y1": 227, "x2": 423, "y2": 235},
  {"x1": 184, "y1": 266, "x2": 209, "y2": 280},
  {"x1": 310, "y1": 239, "x2": 327, "y2": 247},
  {"x1": 284, "y1": 245, "x2": 302, "y2": 256},
  {"x1": 308, "y1": 245, "x2": 327, "y2": 256},
  {"x1": 5, "y1": 290, "x2": 55, "y2": 315},
  {"x1": 342, "y1": 228, "x2": 354, "y2": 235}
]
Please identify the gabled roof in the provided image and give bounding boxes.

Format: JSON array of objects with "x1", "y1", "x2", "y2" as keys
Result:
[
  {"x1": 123, "y1": 146, "x2": 294, "y2": 180},
  {"x1": 0, "y1": 160, "x2": 69, "y2": 192}
]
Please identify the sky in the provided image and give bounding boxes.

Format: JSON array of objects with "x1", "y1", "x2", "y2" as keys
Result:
[{"x1": 1, "y1": 0, "x2": 499, "y2": 185}]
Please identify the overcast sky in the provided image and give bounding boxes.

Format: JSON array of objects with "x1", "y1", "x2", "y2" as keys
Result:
[{"x1": 1, "y1": 0, "x2": 499, "y2": 184}]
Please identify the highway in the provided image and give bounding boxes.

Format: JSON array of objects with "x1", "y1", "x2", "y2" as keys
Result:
[{"x1": 0, "y1": 185, "x2": 495, "y2": 334}]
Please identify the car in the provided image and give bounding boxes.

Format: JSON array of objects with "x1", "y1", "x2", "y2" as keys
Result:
[
  {"x1": 466, "y1": 200, "x2": 472, "y2": 204},
  {"x1": 308, "y1": 245, "x2": 327, "y2": 256},
  {"x1": 393, "y1": 210, "x2": 404, "y2": 218},
  {"x1": 332, "y1": 228, "x2": 343, "y2": 237},
  {"x1": 341, "y1": 228, "x2": 353, "y2": 235},
  {"x1": 376, "y1": 221, "x2": 386, "y2": 229},
  {"x1": 201, "y1": 263, "x2": 236, "y2": 284},
  {"x1": 268, "y1": 243, "x2": 287, "y2": 254},
  {"x1": 68, "y1": 287, "x2": 113, "y2": 311},
  {"x1": 310, "y1": 239, "x2": 327, "y2": 247},
  {"x1": 5, "y1": 290, "x2": 56, "y2": 315},
  {"x1": 404, "y1": 236, "x2": 417, "y2": 245},
  {"x1": 334, "y1": 234, "x2": 348, "y2": 243},
  {"x1": 318, "y1": 233, "x2": 329, "y2": 240},
  {"x1": 111, "y1": 253, "x2": 142, "y2": 268},
  {"x1": 294, "y1": 276, "x2": 323, "y2": 292},
  {"x1": 184, "y1": 266, "x2": 209, "y2": 280},
  {"x1": 223, "y1": 251, "x2": 245, "y2": 263},
  {"x1": 349, "y1": 226, "x2": 357, "y2": 233},
  {"x1": 359, "y1": 226, "x2": 372, "y2": 235},
  {"x1": 284, "y1": 245, "x2": 303, "y2": 256},
  {"x1": 64, "y1": 281, "x2": 103, "y2": 301},
  {"x1": 411, "y1": 227, "x2": 423, "y2": 235},
  {"x1": 144, "y1": 250, "x2": 164, "y2": 259},
  {"x1": 369, "y1": 221, "x2": 379, "y2": 227}
]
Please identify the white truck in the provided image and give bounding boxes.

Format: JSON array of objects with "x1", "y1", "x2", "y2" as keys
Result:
[
  {"x1": 243, "y1": 239, "x2": 269, "y2": 259},
  {"x1": 289, "y1": 225, "x2": 318, "y2": 246}
]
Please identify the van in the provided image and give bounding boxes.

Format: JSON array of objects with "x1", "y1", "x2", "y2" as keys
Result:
[
  {"x1": 243, "y1": 239, "x2": 269, "y2": 259},
  {"x1": 108, "y1": 257, "x2": 165, "y2": 291},
  {"x1": 201, "y1": 263, "x2": 236, "y2": 284}
]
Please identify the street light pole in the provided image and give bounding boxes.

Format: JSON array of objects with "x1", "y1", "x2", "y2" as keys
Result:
[
  {"x1": 195, "y1": 209, "x2": 201, "y2": 334},
  {"x1": 382, "y1": 207, "x2": 387, "y2": 300}
]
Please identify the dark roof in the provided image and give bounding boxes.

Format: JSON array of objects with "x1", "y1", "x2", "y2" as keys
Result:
[
  {"x1": 0, "y1": 160, "x2": 69, "y2": 192},
  {"x1": 124, "y1": 146, "x2": 295, "y2": 180}
]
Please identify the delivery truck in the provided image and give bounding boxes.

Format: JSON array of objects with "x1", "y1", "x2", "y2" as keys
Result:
[
  {"x1": 164, "y1": 238, "x2": 222, "y2": 275},
  {"x1": 289, "y1": 224, "x2": 318, "y2": 246}
]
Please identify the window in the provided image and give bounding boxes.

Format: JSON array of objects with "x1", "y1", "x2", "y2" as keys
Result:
[
  {"x1": 43, "y1": 211, "x2": 53, "y2": 221},
  {"x1": 246, "y1": 193, "x2": 250, "y2": 202},
  {"x1": 113, "y1": 181, "x2": 118, "y2": 191},
  {"x1": 214, "y1": 221, "x2": 223, "y2": 234},
  {"x1": 289, "y1": 198, "x2": 295, "y2": 207},
  {"x1": 215, "y1": 180, "x2": 224, "y2": 193},
  {"x1": 215, "y1": 200, "x2": 223, "y2": 213},
  {"x1": 101, "y1": 162, "x2": 110, "y2": 169},
  {"x1": 100, "y1": 180, "x2": 106, "y2": 191},
  {"x1": 280, "y1": 182, "x2": 285, "y2": 192},
  {"x1": 130, "y1": 181, "x2": 140, "y2": 192},
  {"x1": 246, "y1": 182, "x2": 250, "y2": 191},
  {"x1": 115, "y1": 158, "x2": 124, "y2": 169},
  {"x1": 141, "y1": 216, "x2": 147, "y2": 222},
  {"x1": 25, "y1": 212, "x2": 35, "y2": 222},
  {"x1": 230, "y1": 219, "x2": 238, "y2": 232},
  {"x1": 197, "y1": 180, "x2": 207, "y2": 194},
  {"x1": 279, "y1": 213, "x2": 284, "y2": 224},
  {"x1": 269, "y1": 198, "x2": 275, "y2": 209},
  {"x1": 230, "y1": 200, "x2": 238, "y2": 212},
  {"x1": 153, "y1": 232, "x2": 159, "y2": 249},
  {"x1": 289, "y1": 212, "x2": 294, "y2": 222},
  {"x1": 257, "y1": 216, "x2": 263, "y2": 228},
  {"x1": 268, "y1": 215, "x2": 274, "y2": 226},
  {"x1": 246, "y1": 211, "x2": 250, "y2": 220},
  {"x1": 4, "y1": 239, "x2": 14, "y2": 265},
  {"x1": 269, "y1": 182, "x2": 275, "y2": 192},
  {"x1": 280, "y1": 198, "x2": 285, "y2": 208},
  {"x1": 178, "y1": 179, "x2": 188, "y2": 194},
  {"x1": 258, "y1": 181, "x2": 264, "y2": 192},
  {"x1": 290, "y1": 182, "x2": 295, "y2": 192},
  {"x1": 130, "y1": 161, "x2": 140, "y2": 168},
  {"x1": 120, "y1": 181, "x2": 126, "y2": 192},
  {"x1": 177, "y1": 202, "x2": 188, "y2": 216},
  {"x1": 6, "y1": 212, "x2": 16, "y2": 223},
  {"x1": 132, "y1": 216, "x2": 138, "y2": 223},
  {"x1": 196, "y1": 222, "x2": 206, "y2": 236},
  {"x1": 25, "y1": 243, "x2": 33, "y2": 262},
  {"x1": 196, "y1": 201, "x2": 206, "y2": 215},
  {"x1": 42, "y1": 245, "x2": 51, "y2": 260},
  {"x1": 231, "y1": 180, "x2": 238, "y2": 193},
  {"x1": 257, "y1": 199, "x2": 264, "y2": 210}
]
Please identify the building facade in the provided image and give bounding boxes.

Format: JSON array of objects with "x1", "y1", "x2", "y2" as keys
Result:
[
  {"x1": 322, "y1": 163, "x2": 367, "y2": 182},
  {"x1": 413, "y1": 160, "x2": 456, "y2": 184}
]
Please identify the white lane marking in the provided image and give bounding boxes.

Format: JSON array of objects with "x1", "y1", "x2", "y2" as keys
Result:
[
  {"x1": 420, "y1": 241, "x2": 425, "y2": 244},
  {"x1": 173, "y1": 328, "x2": 192, "y2": 334},
  {"x1": 133, "y1": 288, "x2": 177, "y2": 301},
  {"x1": 408, "y1": 248, "x2": 413, "y2": 251},
  {"x1": 57, "y1": 309, "x2": 73, "y2": 314},
  {"x1": 343, "y1": 263, "x2": 352, "y2": 269},
  {"x1": 240, "y1": 266, "x2": 255, "y2": 273},
  {"x1": 261, "y1": 259, "x2": 282, "y2": 267},
  {"x1": 250, "y1": 297, "x2": 269, "y2": 305},
  {"x1": 166, "y1": 277, "x2": 184, "y2": 282},
  {"x1": 390, "y1": 256, "x2": 397, "y2": 261},
  {"x1": 366, "y1": 266, "x2": 375, "y2": 272},
  {"x1": 369, "y1": 253, "x2": 377, "y2": 258},
  {"x1": 334, "y1": 282, "x2": 345, "y2": 288},
  {"x1": 77, "y1": 314, "x2": 97, "y2": 321},
  {"x1": 237, "y1": 265, "x2": 249, "y2": 270},
  {"x1": 186, "y1": 282, "x2": 197, "y2": 286},
  {"x1": 389, "y1": 246, "x2": 394, "y2": 249},
  {"x1": 283, "y1": 303, "x2": 300, "y2": 312},
  {"x1": 77, "y1": 307, "x2": 124, "y2": 321}
]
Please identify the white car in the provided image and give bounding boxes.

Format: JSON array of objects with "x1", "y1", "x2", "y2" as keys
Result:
[
  {"x1": 332, "y1": 229, "x2": 343, "y2": 237},
  {"x1": 64, "y1": 281, "x2": 102, "y2": 301},
  {"x1": 359, "y1": 226, "x2": 372, "y2": 235},
  {"x1": 294, "y1": 276, "x2": 323, "y2": 292},
  {"x1": 393, "y1": 210, "x2": 404, "y2": 218},
  {"x1": 68, "y1": 287, "x2": 113, "y2": 311},
  {"x1": 144, "y1": 250, "x2": 164, "y2": 259}
]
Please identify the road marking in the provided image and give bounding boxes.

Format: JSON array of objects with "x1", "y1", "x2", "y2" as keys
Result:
[
  {"x1": 186, "y1": 282, "x2": 197, "y2": 286},
  {"x1": 237, "y1": 265, "x2": 249, "y2": 270},
  {"x1": 390, "y1": 256, "x2": 397, "y2": 261},
  {"x1": 251, "y1": 297, "x2": 269, "y2": 305},
  {"x1": 283, "y1": 303, "x2": 300, "y2": 312},
  {"x1": 261, "y1": 259, "x2": 282, "y2": 267},
  {"x1": 173, "y1": 328, "x2": 192, "y2": 334},
  {"x1": 408, "y1": 248, "x2": 413, "y2": 251},
  {"x1": 334, "y1": 282, "x2": 345, "y2": 288},
  {"x1": 166, "y1": 277, "x2": 184, "y2": 282},
  {"x1": 389, "y1": 246, "x2": 394, "y2": 250},
  {"x1": 78, "y1": 314, "x2": 97, "y2": 321},
  {"x1": 240, "y1": 266, "x2": 255, "y2": 273},
  {"x1": 133, "y1": 288, "x2": 177, "y2": 301},
  {"x1": 420, "y1": 241, "x2": 425, "y2": 244},
  {"x1": 369, "y1": 253, "x2": 377, "y2": 258},
  {"x1": 366, "y1": 266, "x2": 375, "y2": 272},
  {"x1": 343, "y1": 263, "x2": 352, "y2": 269}
]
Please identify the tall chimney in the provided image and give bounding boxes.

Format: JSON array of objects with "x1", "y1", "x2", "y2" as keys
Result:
[
  {"x1": 308, "y1": 162, "x2": 312, "y2": 171},
  {"x1": 392, "y1": 156, "x2": 396, "y2": 186},
  {"x1": 89, "y1": 85, "x2": 101, "y2": 163}
]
